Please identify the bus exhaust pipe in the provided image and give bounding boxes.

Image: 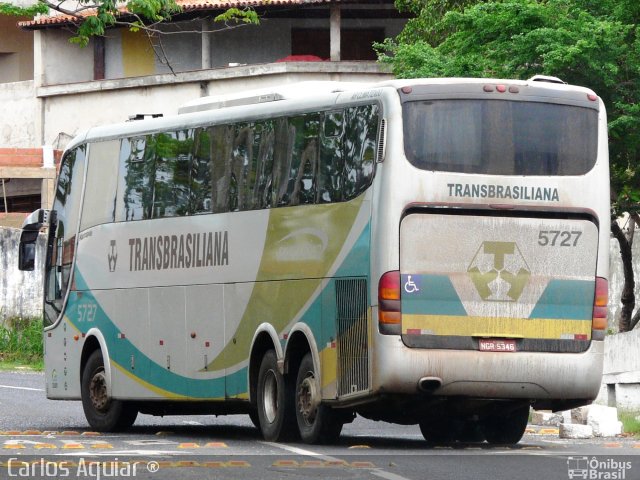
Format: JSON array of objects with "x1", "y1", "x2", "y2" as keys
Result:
[{"x1": 418, "y1": 377, "x2": 442, "y2": 393}]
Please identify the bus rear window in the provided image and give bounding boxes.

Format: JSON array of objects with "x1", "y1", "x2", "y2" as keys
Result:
[{"x1": 403, "y1": 100, "x2": 598, "y2": 175}]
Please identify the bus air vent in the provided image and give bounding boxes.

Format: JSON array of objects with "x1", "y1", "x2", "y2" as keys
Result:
[
  {"x1": 127, "y1": 113, "x2": 163, "y2": 121},
  {"x1": 376, "y1": 119, "x2": 386, "y2": 163},
  {"x1": 528, "y1": 75, "x2": 566, "y2": 85},
  {"x1": 335, "y1": 278, "x2": 370, "y2": 397},
  {"x1": 178, "y1": 93, "x2": 285, "y2": 114}
]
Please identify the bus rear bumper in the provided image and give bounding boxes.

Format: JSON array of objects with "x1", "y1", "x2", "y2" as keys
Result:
[{"x1": 371, "y1": 333, "x2": 604, "y2": 402}]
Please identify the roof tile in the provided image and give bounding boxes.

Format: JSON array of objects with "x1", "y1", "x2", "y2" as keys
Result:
[{"x1": 19, "y1": 0, "x2": 340, "y2": 28}]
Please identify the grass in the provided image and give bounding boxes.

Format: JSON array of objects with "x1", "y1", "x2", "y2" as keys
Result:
[
  {"x1": 619, "y1": 411, "x2": 640, "y2": 437},
  {"x1": 0, "y1": 316, "x2": 44, "y2": 370}
]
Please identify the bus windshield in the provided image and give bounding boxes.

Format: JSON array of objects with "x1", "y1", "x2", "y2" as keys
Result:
[{"x1": 403, "y1": 99, "x2": 598, "y2": 176}]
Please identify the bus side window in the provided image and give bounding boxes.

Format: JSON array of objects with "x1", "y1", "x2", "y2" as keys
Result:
[
  {"x1": 293, "y1": 115, "x2": 320, "y2": 206},
  {"x1": 81, "y1": 141, "x2": 120, "y2": 230},
  {"x1": 209, "y1": 124, "x2": 234, "y2": 214},
  {"x1": 273, "y1": 117, "x2": 295, "y2": 207},
  {"x1": 253, "y1": 120, "x2": 275, "y2": 209},
  {"x1": 344, "y1": 104, "x2": 378, "y2": 200},
  {"x1": 151, "y1": 130, "x2": 193, "y2": 218},
  {"x1": 233, "y1": 123, "x2": 254, "y2": 211},
  {"x1": 120, "y1": 136, "x2": 153, "y2": 221},
  {"x1": 44, "y1": 146, "x2": 86, "y2": 327},
  {"x1": 275, "y1": 114, "x2": 319, "y2": 207},
  {"x1": 318, "y1": 110, "x2": 345, "y2": 203},
  {"x1": 191, "y1": 128, "x2": 213, "y2": 214}
]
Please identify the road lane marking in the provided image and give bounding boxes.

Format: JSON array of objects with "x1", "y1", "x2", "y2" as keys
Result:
[
  {"x1": 262, "y1": 441, "x2": 414, "y2": 480},
  {"x1": 371, "y1": 469, "x2": 417, "y2": 480},
  {"x1": 261, "y1": 442, "x2": 327, "y2": 458},
  {"x1": 0, "y1": 384, "x2": 44, "y2": 392},
  {"x1": 181, "y1": 420, "x2": 203, "y2": 426}
]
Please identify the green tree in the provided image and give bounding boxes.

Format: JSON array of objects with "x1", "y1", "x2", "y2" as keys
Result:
[{"x1": 379, "y1": 0, "x2": 640, "y2": 330}]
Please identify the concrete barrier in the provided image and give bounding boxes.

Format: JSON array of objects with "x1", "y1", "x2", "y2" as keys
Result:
[
  {"x1": 0, "y1": 227, "x2": 45, "y2": 320},
  {"x1": 598, "y1": 328, "x2": 640, "y2": 410}
]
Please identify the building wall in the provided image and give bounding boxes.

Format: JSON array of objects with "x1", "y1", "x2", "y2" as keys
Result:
[
  {"x1": 0, "y1": 227, "x2": 45, "y2": 320},
  {"x1": 0, "y1": 80, "x2": 37, "y2": 147},
  {"x1": 37, "y1": 29, "x2": 94, "y2": 85},
  {"x1": 207, "y1": 17, "x2": 405, "y2": 68},
  {"x1": 598, "y1": 328, "x2": 640, "y2": 410},
  {"x1": 69, "y1": 16, "x2": 407, "y2": 82},
  {"x1": 0, "y1": 16, "x2": 34, "y2": 83},
  {"x1": 38, "y1": 63, "x2": 392, "y2": 148}
]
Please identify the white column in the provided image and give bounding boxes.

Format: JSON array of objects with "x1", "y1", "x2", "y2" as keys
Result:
[
  {"x1": 33, "y1": 30, "x2": 45, "y2": 146},
  {"x1": 330, "y1": 5, "x2": 341, "y2": 61},
  {"x1": 201, "y1": 19, "x2": 211, "y2": 69}
]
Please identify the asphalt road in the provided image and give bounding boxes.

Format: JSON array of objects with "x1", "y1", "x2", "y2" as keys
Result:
[{"x1": 1, "y1": 370, "x2": 639, "y2": 480}]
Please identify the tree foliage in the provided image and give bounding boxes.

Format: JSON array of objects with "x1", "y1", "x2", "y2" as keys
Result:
[{"x1": 380, "y1": 0, "x2": 640, "y2": 330}]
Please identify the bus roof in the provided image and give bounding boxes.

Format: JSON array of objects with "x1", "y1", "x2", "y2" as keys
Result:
[
  {"x1": 177, "y1": 81, "x2": 370, "y2": 114},
  {"x1": 67, "y1": 77, "x2": 599, "y2": 152}
]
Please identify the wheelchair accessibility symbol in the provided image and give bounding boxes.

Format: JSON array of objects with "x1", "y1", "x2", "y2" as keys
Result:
[{"x1": 404, "y1": 275, "x2": 420, "y2": 294}]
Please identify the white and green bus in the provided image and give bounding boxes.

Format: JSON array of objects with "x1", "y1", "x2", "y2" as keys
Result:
[{"x1": 19, "y1": 77, "x2": 609, "y2": 444}]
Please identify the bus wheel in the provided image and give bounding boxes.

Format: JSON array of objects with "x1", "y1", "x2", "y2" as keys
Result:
[
  {"x1": 81, "y1": 350, "x2": 138, "y2": 432},
  {"x1": 248, "y1": 409, "x2": 260, "y2": 429},
  {"x1": 418, "y1": 419, "x2": 456, "y2": 445},
  {"x1": 295, "y1": 353, "x2": 343, "y2": 444},
  {"x1": 455, "y1": 420, "x2": 485, "y2": 443},
  {"x1": 481, "y1": 405, "x2": 529, "y2": 445},
  {"x1": 257, "y1": 350, "x2": 295, "y2": 441}
]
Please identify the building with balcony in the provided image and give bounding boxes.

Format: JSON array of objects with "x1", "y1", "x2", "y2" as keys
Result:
[{"x1": 1, "y1": 0, "x2": 406, "y2": 226}]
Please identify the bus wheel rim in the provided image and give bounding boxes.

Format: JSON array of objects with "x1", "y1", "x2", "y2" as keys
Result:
[
  {"x1": 297, "y1": 373, "x2": 319, "y2": 426},
  {"x1": 89, "y1": 369, "x2": 110, "y2": 412},
  {"x1": 263, "y1": 369, "x2": 278, "y2": 424}
]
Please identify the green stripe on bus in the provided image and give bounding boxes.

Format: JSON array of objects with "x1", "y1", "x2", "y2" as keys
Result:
[
  {"x1": 401, "y1": 275, "x2": 467, "y2": 316},
  {"x1": 528, "y1": 279, "x2": 594, "y2": 320}
]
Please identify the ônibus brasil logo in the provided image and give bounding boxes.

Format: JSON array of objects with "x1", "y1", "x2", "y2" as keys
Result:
[
  {"x1": 567, "y1": 457, "x2": 632, "y2": 479},
  {"x1": 467, "y1": 241, "x2": 530, "y2": 302}
]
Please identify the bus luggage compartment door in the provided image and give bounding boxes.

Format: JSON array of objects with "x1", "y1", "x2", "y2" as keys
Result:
[{"x1": 399, "y1": 212, "x2": 599, "y2": 353}]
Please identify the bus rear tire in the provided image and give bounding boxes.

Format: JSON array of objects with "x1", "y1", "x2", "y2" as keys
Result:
[
  {"x1": 295, "y1": 353, "x2": 343, "y2": 444},
  {"x1": 81, "y1": 350, "x2": 138, "y2": 432},
  {"x1": 419, "y1": 419, "x2": 456, "y2": 445},
  {"x1": 481, "y1": 404, "x2": 529, "y2": 445},
  {"x1": 257, "y1": 349, "x2": 296, "y2": 441}
]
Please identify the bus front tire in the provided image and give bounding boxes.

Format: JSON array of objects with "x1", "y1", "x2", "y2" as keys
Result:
[
  {"x1": 248, "y1": 409, "x2": 260, "y2": 429},
  {"x1": 481, "y1": 404, "x2": 529, "y2": 445},
  {"x1": 81, "y1": 350, "x2": 138, "y2": 432},
  {"x1": 295, "y1": 353, "x2": 343, "y2": 444},
  {"x1": 256, "y1": 349, "x2": 296, "y2": 441}
]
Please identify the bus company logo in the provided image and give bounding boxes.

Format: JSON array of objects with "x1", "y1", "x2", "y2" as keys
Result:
[
  {"x1": 467, "y1": 241, "x2": 530, "y2": 302},
  {"x1": 107, "y1": 240, "x2": 118, "y2": 272},
  {"x1": 567, "y1": 456, "x2": 632, "y2": 479}
]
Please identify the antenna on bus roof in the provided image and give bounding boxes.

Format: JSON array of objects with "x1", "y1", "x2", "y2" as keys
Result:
[{"x1": 528, "y1": 75, "x2": 566, "y2": 85}]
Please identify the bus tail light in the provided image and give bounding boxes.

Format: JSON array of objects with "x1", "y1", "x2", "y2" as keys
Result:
[
  {"x1": 379, "y1": 270, "x2": 401, "y2": 334},
  {"x1": 592, "y1": 277, "x2": 608, "y2": 339}
]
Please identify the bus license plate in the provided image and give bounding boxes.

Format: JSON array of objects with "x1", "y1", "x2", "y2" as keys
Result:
[{"x1": 479, "y1": 339, "x2": 516, "y2": 352}]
